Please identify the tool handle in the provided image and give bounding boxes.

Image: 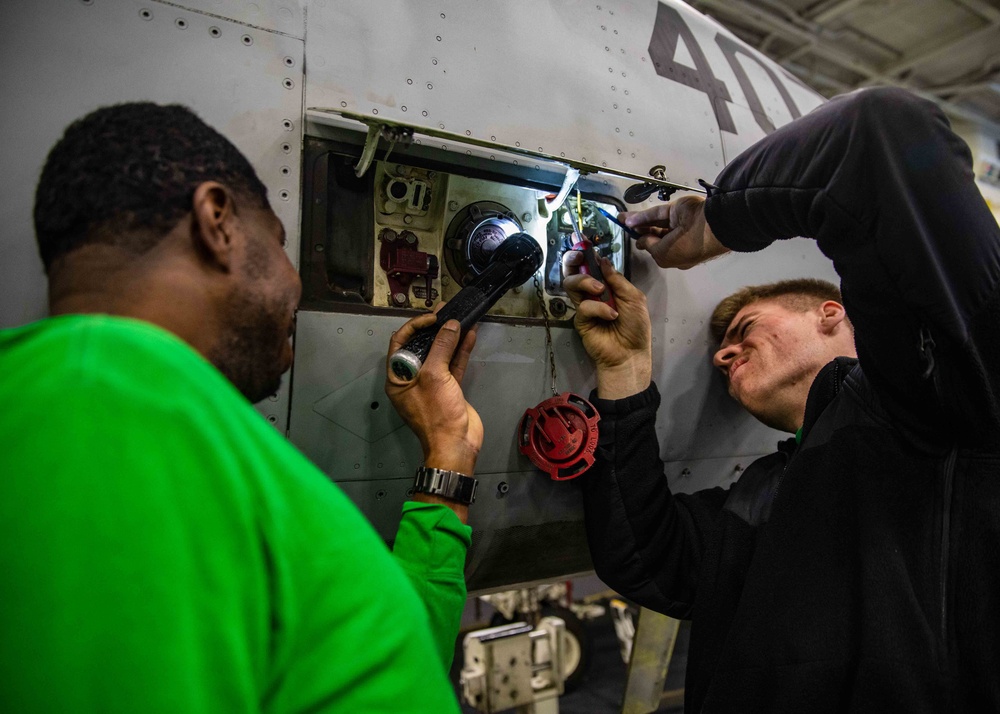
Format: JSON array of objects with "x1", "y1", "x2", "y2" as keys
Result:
[
  {"x1": 573, "y1": 240, "x2": 617, "y2": 311},
  {"x1": 389, "y1": 232, "x2": 543, "y2": 381}
]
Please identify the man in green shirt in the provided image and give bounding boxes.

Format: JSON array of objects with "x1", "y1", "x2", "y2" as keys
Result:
[{"x1": 0, "y1": 103, "x2": 480, "y2": 712}]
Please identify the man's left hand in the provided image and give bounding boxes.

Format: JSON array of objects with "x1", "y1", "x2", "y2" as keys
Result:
[{"x1": 624, "y1": 195, "x2": 730, "y2": 269}]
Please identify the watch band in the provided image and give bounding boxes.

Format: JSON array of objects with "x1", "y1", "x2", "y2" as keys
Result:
[{"x1": 412, "y1": 466, "x2": 478, "y2": 505}]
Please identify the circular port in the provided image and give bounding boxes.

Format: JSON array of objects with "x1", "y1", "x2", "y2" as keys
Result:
[
  {"x1": 443, "y1": 201, "x2": 521, "y2": 285},
  {"x1": 387, "y1": 180, "x2": 408, "y2": 201}
]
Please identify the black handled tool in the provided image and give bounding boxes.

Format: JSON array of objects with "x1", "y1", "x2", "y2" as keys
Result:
[
  {"x1": 389, "y1": 232, "x2": 543, "y2": 381},
  {"x1": 565, "y1": 203, "x2": 616, "y2": 311}
]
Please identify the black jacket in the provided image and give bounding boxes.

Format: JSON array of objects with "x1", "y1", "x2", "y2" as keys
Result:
[{"x1": 583, "y1": 88, "x2": 1000, "y2": 712}]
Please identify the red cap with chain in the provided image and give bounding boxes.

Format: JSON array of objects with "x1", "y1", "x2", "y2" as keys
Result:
[{"x1": 517, "y1": 392, "x2": 601, "y2": 480}]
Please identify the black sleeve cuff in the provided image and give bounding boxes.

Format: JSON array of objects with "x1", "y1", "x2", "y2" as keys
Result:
[
  {"x1": 588, "y1": 382, "x2": 660, "y2": 417},
  {"x1": 704, "y1": 189, "x2": 774, "y2": 253}
]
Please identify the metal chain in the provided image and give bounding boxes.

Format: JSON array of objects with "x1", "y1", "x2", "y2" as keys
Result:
[{"x1": 533, "y1": 272, "x2": 559, "y2": 396}]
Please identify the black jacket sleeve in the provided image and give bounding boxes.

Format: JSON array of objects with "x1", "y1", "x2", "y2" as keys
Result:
[
  {"x1": 705, "y1": 87, "x2": 1000, "y2": 447},
  {"x1": 582, "y1": 383, "x2": 728, "y2": 617}
]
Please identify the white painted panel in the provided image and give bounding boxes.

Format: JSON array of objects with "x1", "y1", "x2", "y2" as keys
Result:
[
  {"x1": 719, "y1": 102, "x2": 770, "y2": 167},
  {"x1": 160, "y1": 0, "x2": 305, "y2": 38},
  {"x1": 304, "y1": 0, "x2": 724, "y2": 187},
  {"x1": 1, "y1": 0, "x2": 304, "y2": 431}
]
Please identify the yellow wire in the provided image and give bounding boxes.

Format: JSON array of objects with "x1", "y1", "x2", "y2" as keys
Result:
[{"x1": 576, "y1": 190, "x2": 583, "y2": 231}]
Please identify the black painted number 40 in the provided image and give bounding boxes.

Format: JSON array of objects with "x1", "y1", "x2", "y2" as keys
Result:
[{"x1": 648, "y1": 3, "x2": 802, "y2": 135}]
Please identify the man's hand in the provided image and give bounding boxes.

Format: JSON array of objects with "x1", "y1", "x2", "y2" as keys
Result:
[
  {"x1": 623, "y1": 195, "x2": 729, "y2": 269},
  {"x1": 562, "y1": 255, "x2": 652, "y2": 399},
  {"x1": 385, "y1": 313, "x2": 483, "y2": 480}
]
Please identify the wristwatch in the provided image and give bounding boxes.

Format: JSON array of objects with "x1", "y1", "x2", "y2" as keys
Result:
[{"x1": 412, "y1": 466, "x2": 478, "y2": 505}]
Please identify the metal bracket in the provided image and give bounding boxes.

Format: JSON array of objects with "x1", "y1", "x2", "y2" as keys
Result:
[
  {"x1": 624, "y1": 165, "x2": 680, "y2": 204},
  {"x1": 354, "y1": 123, "x2": 415, "y2": 177},
  {"x1": 461, "y1": 618, "x2": 566, "y2": 713},
  {"x1": 378, "y1": 228, "x2": 439, "y2": 307},
  {"x1": 314, "y1": 109, "x2": 704, "y2": 194}
]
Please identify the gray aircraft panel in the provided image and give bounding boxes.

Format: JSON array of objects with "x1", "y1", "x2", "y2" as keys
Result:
[
  {"x1": 303, "y1": 0, "x2": 726, "y2": 188},
  {"x1": 290, "y1": 310, "x2": 600, "y2": 480}
]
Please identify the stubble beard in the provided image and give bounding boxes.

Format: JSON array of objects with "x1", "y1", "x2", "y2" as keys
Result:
[{"x1": 211, "y1": 291, "x2": 288, "y2": 404}]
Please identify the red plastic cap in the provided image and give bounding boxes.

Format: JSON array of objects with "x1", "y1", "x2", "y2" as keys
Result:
[{"x1": 517, "y1": 392, "x2": 601, "y2": 480}]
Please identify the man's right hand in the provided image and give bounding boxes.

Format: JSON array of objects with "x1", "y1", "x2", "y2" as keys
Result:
[
  {"x1": 562, "y1": 255, "x2": 652, "y2": 399},
  {"x1": 623, "y1": 195, "x2": 730, "y2": 269},
  {"x1": 385, "y1": 314, "x2": 482, "y2": 478}
]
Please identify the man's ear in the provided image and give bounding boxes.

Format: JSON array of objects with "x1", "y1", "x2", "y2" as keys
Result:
[
  {"x1": 818, "y1": 300, "x2": 848, "y2": 334},
  {"x1": 191, "y1": 181, "x2": 237, "y2": 271}
]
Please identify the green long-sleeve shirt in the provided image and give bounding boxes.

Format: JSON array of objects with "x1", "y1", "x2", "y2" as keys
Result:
[{"x1": 0, "y1": 315, "x2": 469, "y2": 713}]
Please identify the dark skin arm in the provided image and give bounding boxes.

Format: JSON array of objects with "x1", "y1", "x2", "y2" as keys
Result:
[{"x1": 385, "y1": 314, "x2": 482, "y2": 523}]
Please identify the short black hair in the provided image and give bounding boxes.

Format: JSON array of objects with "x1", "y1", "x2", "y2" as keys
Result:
[{"x1": 33, "y1": 102, "x2": 269, "y2": 272}]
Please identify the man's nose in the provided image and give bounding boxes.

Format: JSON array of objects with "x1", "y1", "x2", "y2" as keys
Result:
[{"x1": 713, "y1": 343, "x2": 739, "y2": 370}]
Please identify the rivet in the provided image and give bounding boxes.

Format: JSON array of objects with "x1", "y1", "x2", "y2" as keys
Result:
[
  {"x1": 175, "y1": 18, "x2": 187, "y2": 29},
  {"x1": 241, "y1": 34, "x2": 253, "y2": 45},
  {"x1": 209, "y1": 26, "x2": 221, "y2": 37}
]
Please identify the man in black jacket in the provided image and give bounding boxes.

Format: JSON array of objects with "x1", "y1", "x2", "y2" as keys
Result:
[{"x1": 564, "y1": 87, "x2": 1000, "y2": 711}]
